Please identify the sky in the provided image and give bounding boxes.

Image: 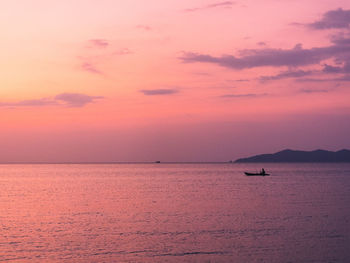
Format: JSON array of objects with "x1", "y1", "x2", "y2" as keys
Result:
[{"x1": 1, "y1": 0, "x2": 350, "y2": 162}]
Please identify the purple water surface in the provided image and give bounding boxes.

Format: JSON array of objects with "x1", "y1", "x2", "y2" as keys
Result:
[{"x1": 0, "y1": 163, "x2": 349, "y2": 262}]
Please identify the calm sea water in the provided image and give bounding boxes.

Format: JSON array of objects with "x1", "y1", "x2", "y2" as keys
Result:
[{"x1": 0, "y1": 163, "x2": 349, "y2": 262}]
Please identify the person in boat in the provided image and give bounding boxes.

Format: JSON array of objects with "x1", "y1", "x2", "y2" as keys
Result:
[{"x1": 261, "y1": 168, "x2": 266, "y2": 175}]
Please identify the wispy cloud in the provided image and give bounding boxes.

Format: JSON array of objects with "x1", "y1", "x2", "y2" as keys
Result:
[
  {"x1": 0, "y1": 93, "x2": 103, "y2": 108},
  {"x1": 181, "y1": 42, "x2": 350, "y2": 70},
  {"x1": 220, "y1": 93, "x2": 268, "y2": 98},
  {"x1": 259, "y1": 69, "x2": 313, "y2": 81},
  {"x1": 0, "y1": 99, "x2": 55, "y2": 107},
  {"x1": 89, "y1": 39, "x2": 109, "y2": 48},
  {"x1": 331, "y1": 34, "x2": 350, "y2": 45},
  {"x1": 81, "y1": 40, "x2": 133, "y2": 75},
  {"x1": 322, "y1": 64, "x2": 344, "y2": 73},
  {"x1": 322, "y1": 61, "x2": 350, "y2": 74},
  {"x1": 114, "y1": 48, "x2": 133, "y2": 55},
  {"x1": 235, "y1": 79, "x2": 250, "y2": 82},
  {"x1": 184, "y1": 1, "x2": 235, "y2": 12},
  {"x1": 140, "y1": 89, "x2": 179, "y2": 96},
  {"x1": 308, "y1": 8, "x2": 350, "y2": 30},
  {"x1": 55, "y1": 93, "x2": 104, "y2": 107},
  {"x1": 297, "y1": 75, "x2": 350, "y2": 82},
  {"x1": 136, "y1": 25, "x2": 152, "y2": 31},
  {"x1": 257, "y1": 41, "x2": 267, "y2": 46},
  {"x1": 81, "y1": 62, "x2": 103, "y2": 75},
  {"x1": 181, "y1": 8, "x2": 350, "y2": 74},
  {"x1": 300, "y1": 88, "x2": 329, "y2": 93}
]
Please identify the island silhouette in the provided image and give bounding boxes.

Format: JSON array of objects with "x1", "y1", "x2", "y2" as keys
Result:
[{"x1": 235, "y1": 149, "x2": 350, "y2": 163}]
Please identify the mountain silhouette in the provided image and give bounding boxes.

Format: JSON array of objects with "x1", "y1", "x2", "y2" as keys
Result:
[{"x1": 235, "y1": 149, "x2": 350, "y2": 163}]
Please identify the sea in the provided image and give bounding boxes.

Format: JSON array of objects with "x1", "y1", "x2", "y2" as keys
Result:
[{"x1": 0, "y1": 163, "x2": 349, "y2": 262}]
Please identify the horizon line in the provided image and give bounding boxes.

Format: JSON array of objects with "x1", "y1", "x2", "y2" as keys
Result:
[{"x1": 0, "y1": 161, "x2": 234, "y2": 165}]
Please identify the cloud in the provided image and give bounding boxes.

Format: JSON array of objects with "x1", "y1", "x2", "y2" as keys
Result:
[
  {"x1": 259, "y1": 69, "x2": 313, "y2": 81},
  {"x1": 136, "y1": 25, "x2": 152, "y2": 31},
  {"x1": 140, "y1": 89, "x2": 179, "y2": 96},
  {"x1": 257, "y1": 41, "x2": 266, "y2": 46},
  {"x1": 180, "y1": 40, "x2": 350, "y2": 70},
  {"x1": 220, "y1": 93, "x2": 268, "y2": 98},
  {"x1": 89, "y1": 39, "x2": 109, "y2": 48},
  {"x1": 330, "y1": 75, "x2": 350, "y2": 81},
  {"x1": 331, "y1": 34, "x2": 350, "y2": 45},
  {"x1": 322, "y1": 64, "x2": 344, "y2": 73},
  {"x1": 308, "y1": 8, "x2": 350, "y2": 30},
  {"x1": 81, "y1": 62, "x2": 102, "y2": 75},
  {"x1": 0, "y1": 99, "x2": 55, "y2": 107},
  {"x1": 114, "y1": 48, "x2": 133, "y2": 55},
  {"x1": 322, "y1": 61, "x2": 350, "y2": 73},
  {"x1": 235, "y1": 79, "x2": 250, "y2": 82},
  {"x1": 300, "y1": 89, "x2": 329, "y2": 93},
  {"x1": 180, "y1": 12, "x2": 350, "y2": 84},
  {"x1": 298, "y1": 74, "x2": 350, "y2": 82},
  {"x1": 259, "y1": 61, "x2": 350, "y2": 81},
  {"x1": 184, "y1": 1, "x2": 235, "y2": 12},
  {"x1": 0, "y1": 93, "x2": 103, "y2": 108},
  {"x1": 55, "y1": 93, "x2": 104, "y2": 107},
  {"x1": 81, "y1": 41, "x2": 132, "y2": 76}
]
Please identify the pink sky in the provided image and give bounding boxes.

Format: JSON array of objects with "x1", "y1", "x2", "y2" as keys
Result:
[{"x1": 1, "y1": 0, "x2": 350, "y2": 162}]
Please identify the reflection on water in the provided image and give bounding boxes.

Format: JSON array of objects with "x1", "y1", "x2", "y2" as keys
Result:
[{"x1": 0, "y1": 163, "x2": 349, "y2": 262}]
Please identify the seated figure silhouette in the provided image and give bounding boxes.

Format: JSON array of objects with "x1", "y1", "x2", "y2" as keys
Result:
[{"x1": 261, "y1": 168, "x2": 266, "y2": 175}]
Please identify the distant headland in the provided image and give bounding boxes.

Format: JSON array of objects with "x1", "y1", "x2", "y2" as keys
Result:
[{"x1": 235, "y1": 149, "x2": 350, "y2": 163}]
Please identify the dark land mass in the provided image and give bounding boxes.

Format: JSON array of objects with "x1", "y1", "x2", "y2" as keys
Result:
[{"x1": 235, "y1": 149, "x2": 350, "y2": 163}]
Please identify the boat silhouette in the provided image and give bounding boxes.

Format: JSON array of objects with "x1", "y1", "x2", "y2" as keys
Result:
[{"x1": 244, "y1": 172, "x2": 270, "y2": 176}]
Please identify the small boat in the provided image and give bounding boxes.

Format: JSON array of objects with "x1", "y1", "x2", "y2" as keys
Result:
[
  {"x1": 155, "y1": 161, "x2": 161, "y2": 163},
  {"x1": 245, "y1": 172, "x2": 270, "y2": 176}
]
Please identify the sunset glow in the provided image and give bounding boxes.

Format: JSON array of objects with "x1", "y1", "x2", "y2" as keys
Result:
[{"x1": 1, "y1": 0, "x2": 350, "y2": 162}]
